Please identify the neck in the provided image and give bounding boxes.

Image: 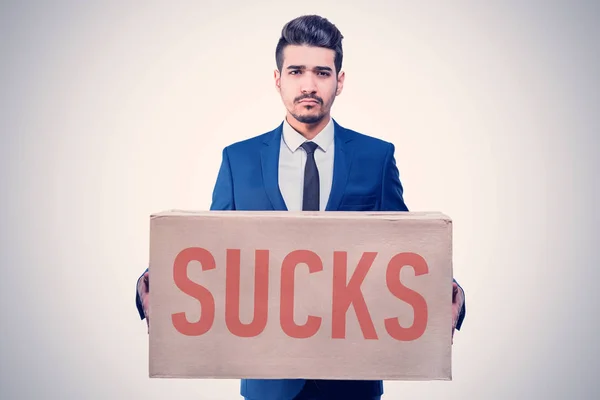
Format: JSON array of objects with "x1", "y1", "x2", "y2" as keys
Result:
[{"x1": 286, "y1": 113, "x2": 331, "y2": 140}]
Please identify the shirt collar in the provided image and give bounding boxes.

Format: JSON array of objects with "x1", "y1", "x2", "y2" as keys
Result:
[{"x1": 282, "y1": 116, "x2": 335, "y2": 153}]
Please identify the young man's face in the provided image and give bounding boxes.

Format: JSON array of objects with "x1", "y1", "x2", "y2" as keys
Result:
[{"x1": 275, "y1": 44, "x2": 345, "y2": 125}]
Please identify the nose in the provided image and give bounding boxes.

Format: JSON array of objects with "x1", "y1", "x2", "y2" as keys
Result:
[{"x1": 300, "y1": 73, "x2": 317, "y2": 94}]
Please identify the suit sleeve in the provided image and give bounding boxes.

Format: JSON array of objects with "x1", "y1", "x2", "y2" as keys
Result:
[
  {"x1": 455, "y1": 280, "x2": 466, "y2": 330},
  {"x1": 381, "y1": 143, "x2": 466, "y2": 330},
  {"x1": 380, "y1": 143, "x2": 409, "y2": 212},
  {"x1": 135, "y1": 267, "x2": 148, "y2": 320},
  {"x1": 210, "y1": 147, "x2": 236, "y2": 211}
]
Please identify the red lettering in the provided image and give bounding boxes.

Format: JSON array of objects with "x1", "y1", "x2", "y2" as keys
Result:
[
  {"x1": 171, "y1": 247, "x2": 216, "y2": 336},
  {"x1": 170, "y1": 247, "x2": 430, "y2": 342},
  {"x1": 384, "y1": 252, "x2": 429, "y2": 341},
  {"x1": 225, "y1": 249, "x2": 269, "y2": 337},
  {"x1": 332, "y1": 252, "x2": 378, "y2": 339},
  {"x1": 280, "y1": 250, "x2": 323, "y2": 338}
]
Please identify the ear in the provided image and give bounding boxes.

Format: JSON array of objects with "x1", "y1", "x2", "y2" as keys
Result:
[
  {"x1": 274, "y1": 69, "x2": 281, "y2": 93},
  {"x1": 335, "y1": 70, "x2": 345, "y2": 96}
]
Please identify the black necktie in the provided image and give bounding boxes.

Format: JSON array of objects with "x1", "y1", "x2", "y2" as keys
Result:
[{"x1": 301, "y1": 142, "x2": 320, "y2": 211}]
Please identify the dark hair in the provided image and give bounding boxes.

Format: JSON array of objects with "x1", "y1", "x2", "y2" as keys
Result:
[{"x1": 275, "y1": 15, "x2": 344, "y2": 74}]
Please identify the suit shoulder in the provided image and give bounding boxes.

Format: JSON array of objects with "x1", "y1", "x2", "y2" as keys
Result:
[
  {"x1": 225, "y1": 124, "x2": 283, "y2": 151},
  {"x1": 224, "y1": 133, "x2": 268, "y2": 151},
  {"x1": 343, "y1": 127, "x2": 395, "y2": 152},
  {"x1": 222, "y1": 124, "x2": 281, "y2": 155}
]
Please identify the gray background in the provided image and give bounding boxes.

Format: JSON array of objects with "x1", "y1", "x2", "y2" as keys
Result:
[{"x1": 1, "y1": 1, "x2": 598, "y2": 399}]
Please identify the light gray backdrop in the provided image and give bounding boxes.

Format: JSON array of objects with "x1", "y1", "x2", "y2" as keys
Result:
[{"x1": 1, "y1": 1, "x2": 598, "y2": 399}]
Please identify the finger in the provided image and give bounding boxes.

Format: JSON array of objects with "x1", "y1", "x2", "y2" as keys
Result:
[
  {"x1": 141, "y1": 282, "x2": 149, "y2": 295},
  {"x1": 137, "y1": 273, "x2": 149, "y2": 294},
  {"x1": 452, "y1": 282, "x2": 459, "y2": 302}
]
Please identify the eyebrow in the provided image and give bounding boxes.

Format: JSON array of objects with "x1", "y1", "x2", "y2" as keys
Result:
[{"x1": 287, "y1": 65, "x2": 333, "y2": 72}]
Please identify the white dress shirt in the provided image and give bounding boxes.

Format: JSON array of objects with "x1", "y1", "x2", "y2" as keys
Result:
[{"x1": 278, "y1": 117, "x2": 335, "y2": 211}]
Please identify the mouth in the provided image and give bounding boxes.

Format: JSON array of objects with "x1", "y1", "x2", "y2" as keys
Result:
[{"x1": 298, "y1": 99, "x2": 320, "y2": 105}]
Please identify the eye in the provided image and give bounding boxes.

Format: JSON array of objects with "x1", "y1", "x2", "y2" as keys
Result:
[
  {"x1": 317, "y1": 71, "x2": 331, "y2": 77},
  {"x1": 289, "y1": 70, "x2": 301, "y2": 75}
]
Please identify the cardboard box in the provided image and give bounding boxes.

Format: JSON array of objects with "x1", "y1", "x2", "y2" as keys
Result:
[{"x1": 148, "y1": 211, "x2": 453, "y2": 380}]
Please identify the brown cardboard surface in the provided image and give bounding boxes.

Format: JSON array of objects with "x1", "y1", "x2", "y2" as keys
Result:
[{"x1": 148, "y1": 211, "x2": 453, "y2": 380}]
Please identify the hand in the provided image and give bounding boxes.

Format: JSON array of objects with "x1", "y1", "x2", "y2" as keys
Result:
[
  {"x1": 452, "y1": 282, "x2": 464, "y2": 343},
  {"x1": 137, "y1": 271, "x2": 150, "y2": 333}
]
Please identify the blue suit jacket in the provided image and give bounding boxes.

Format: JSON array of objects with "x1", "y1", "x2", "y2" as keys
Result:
[{"x1": 136, "y1": 119, "x2": 466, "y2": 400}]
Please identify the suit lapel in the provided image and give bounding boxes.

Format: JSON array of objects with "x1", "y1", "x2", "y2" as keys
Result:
[
  {"x1": 326, "y1": 121, "x2": 355, "y2": 211},
  {"x1": 261, "y1": 123, "x2": 288, "y2": 211}
]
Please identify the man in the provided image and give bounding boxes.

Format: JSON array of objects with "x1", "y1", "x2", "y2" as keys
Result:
[{"x1": 136, "y1": 14, "x2": 466, "y2": 400}]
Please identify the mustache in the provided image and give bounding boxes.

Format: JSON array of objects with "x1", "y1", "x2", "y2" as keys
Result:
[{"x1": 294, "y1": 94, "x2": 323, "y2": 104}]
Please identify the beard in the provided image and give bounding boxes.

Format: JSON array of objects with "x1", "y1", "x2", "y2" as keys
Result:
[
  {"x1": 286, "y1": 85, "x2": 337, "y2": 124},
  {"x1": 290, "y1": 94, "x2": 331, "y2": 124},
  {"x1": 290, "y1": 108, "x2": 327, "y2": 124}
]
